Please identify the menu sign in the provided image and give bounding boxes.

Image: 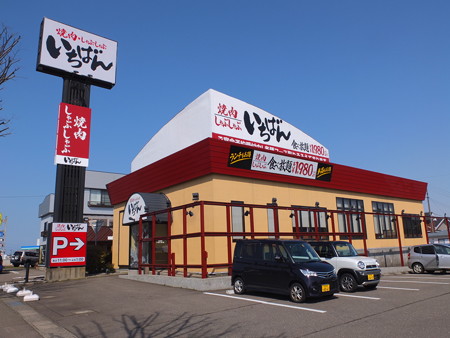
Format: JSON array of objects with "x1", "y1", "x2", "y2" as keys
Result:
[{"x1": 228, "y1": 146, "x2": 333, "y2": 181}]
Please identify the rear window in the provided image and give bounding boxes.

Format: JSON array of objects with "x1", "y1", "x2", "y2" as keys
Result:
[
  {"x1": 13, "y1": 251, "x2": 22, "y2": 256},
  {"x1": 413, "y1": 247, "x2": 421, "y2": 254}
]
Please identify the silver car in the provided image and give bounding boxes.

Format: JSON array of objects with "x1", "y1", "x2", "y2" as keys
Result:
[{"x1": 408, "y1": 244, "x2": 450, "y2": 274}]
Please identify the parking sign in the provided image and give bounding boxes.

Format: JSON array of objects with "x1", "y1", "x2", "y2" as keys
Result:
[{"x1": 49, "y1": 223, "x2": 87, "y2": 267}]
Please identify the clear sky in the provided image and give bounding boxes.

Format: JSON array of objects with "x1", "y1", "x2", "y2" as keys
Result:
[{"x1": 1, "y1": 1, "x2": 449, "y2": 254}]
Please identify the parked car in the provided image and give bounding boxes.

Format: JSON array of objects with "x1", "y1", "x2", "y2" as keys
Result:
[
  {"x1": 0, "y1": 255, "x2": 3, "y2": 273},
  {"x1": 10, "y1": 250, "x2": 39, "y2": 267},
  {"x1": 408, "y1": 244, "x2": 450, "y2": 274},
  {"x1": 232, "y1": 239, "x2": 338, "y2": 303},
  {"x1": 309, "y1": 240, "x2": 381, "y2": 292}
]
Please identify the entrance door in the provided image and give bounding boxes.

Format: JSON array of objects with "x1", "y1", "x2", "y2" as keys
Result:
[{"x1": 129, "y1": 222, "x2": 168, "y2": 268}]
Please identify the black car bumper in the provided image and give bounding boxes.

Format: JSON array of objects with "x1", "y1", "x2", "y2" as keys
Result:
[{"x1": 354, "y1": 269, "x2": 381, "y2": 286}]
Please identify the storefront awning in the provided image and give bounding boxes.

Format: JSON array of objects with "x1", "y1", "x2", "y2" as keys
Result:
[{"x1": 122, "y1": 192, "x2": 171, "y2": 225}]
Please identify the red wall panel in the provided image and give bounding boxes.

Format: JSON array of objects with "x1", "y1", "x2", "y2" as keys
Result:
[{"x1": 108, "y1": 138, "x2": 427, "y2": 205}]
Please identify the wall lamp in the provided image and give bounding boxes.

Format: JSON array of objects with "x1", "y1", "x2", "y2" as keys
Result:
[
  {"x1": 315, "y1": 202, "x2": 320, "y2": 207},
  {"x1": 244, "y1": 210, "x2": 250, "y2": 216},
  {"x1": 272, "y1": 197, "x2": 277, "y2": 204},
  {"x1": 289, "y1": 212, "x2": 295, "y2": 218},
  {"x1": 186, "y1": 211, "x2": 194, "y2": 217},
  {"x1": 192, "y1": 193, "x2": 199, "y2": 201}
]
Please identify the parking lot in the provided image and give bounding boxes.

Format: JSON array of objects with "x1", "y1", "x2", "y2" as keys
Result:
[{"x1": 1, "y1": 270, "x2": 450, "y2": 337}]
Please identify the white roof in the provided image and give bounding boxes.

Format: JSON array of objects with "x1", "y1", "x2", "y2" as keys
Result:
[{"x1": 132, "y1": 89, "x2": 329, "y2": 172}]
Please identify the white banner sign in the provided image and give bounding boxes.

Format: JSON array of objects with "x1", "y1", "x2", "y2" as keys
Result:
[
  {"x1": 210, "y1": 91, "x2": 330, "y2": 162},
  {"x1": 37, "y1": 18, "x2": 117, "y2": 88}
]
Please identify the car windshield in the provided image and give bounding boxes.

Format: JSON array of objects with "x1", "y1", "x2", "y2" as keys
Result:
[
  {"x1": 284, "y1": 242, "x2": 321, "y2": 263},
  {"x1": 333, "y1": 243, "x2": 359, "y2": 257}
]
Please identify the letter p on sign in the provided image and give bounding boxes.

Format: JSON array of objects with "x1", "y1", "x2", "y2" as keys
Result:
[{"x1": 52, "y1": 237, "x2": 68, "y2": 255}]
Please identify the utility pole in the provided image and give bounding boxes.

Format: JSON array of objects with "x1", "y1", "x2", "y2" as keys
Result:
[{"x1": 426, "y1": 192, "x2": 434, "y2": 232}]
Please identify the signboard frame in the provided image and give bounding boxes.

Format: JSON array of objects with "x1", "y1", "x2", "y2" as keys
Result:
[
  {"x1": 49, "y1": 222, "x2": 87, "y2": 267},
  {"x1": 37, "y1": 17, "x2": 117, "y2": 89}
]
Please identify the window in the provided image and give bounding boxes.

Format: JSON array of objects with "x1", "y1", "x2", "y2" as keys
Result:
[
  {"x1": 336, "y1": 198, "x2": 365, "y2": 239},
  {"x1": 372, "y1": 202, "x2": 397, "y2": 239},
  {"x1": 421, "y1": 245, "x2": 435, "y2": 255},
  {"x1": 435, "y1": 245, "x2": 450, "y2": 255},
  {"x1": 231, "y1": 201, "x2": 245, "y2": 239},
  {"x1": 242, "y1": 242, "x2": 259, "y2": 259},
  {"x1": 402, "y1": 214, "x2": 422, "y2": 238},
  {"x1": 291, "y1": 206, "x2": 328, "y2": 238},
  {"x1": 267, "y1": 203, "x2": 277, "y2": 238},
  {"x1": 89, "y1": 189, "x2": 111, "y2": 207},
  {"x1": 262, "y1": 243, "x2": 276, "y2": 261}
]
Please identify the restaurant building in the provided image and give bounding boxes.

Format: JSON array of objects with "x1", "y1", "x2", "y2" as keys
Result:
[{"x1": 107, "y1": 89, "x2": 428, "y2": 274}]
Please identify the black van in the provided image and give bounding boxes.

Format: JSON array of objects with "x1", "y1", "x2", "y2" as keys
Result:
[{"x1": 232, "y1": 239, "x2": 338, "y2": 303}]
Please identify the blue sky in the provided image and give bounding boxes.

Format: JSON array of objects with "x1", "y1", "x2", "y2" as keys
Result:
[{"x1": 1, "y1": 1, "x2": 449, "y2": 253}]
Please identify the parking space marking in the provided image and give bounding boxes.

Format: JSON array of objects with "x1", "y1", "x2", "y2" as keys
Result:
[
  {"x1": 382, "y1": 280, "x2": 449, "y2": 285},
  {"x1": 334, "y1": 293, "x2": 380, "y2": 300},
  {"x1": 203, "y1": 292, "x2": 327, "y2": 313},
  {"x1": 384, "y1": 276, "x2": 450, "y2": 280},
  {"x1": 377, "y1": 286, "x2": 420, "y2": 291}
]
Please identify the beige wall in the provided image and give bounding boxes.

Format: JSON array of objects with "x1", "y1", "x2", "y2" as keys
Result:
[{"x1": 112, "y1": 174, "x2": 426, "y2": 270}]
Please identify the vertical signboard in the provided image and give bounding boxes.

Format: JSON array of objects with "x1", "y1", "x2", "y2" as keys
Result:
[
  {"x1": 49, "y1": 222, "x2": 87, "y2": 267},
  {"x1": 55, "y1": 103, "x2": 91, "y2": 167}
]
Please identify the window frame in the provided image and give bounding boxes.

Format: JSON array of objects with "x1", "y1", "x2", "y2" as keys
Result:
[
  {"x1": 372, "y1": 201, "x2": 397, "y2": 239},
  {"x1": 88, "y1": 189, "x2": 112, "y2": 207},
  {"x1": 402, "y1": 213, "x2": 423, "y2": 238},
  {"x1": 336, "y1": 197, "x2": 365, "y2": 239}
]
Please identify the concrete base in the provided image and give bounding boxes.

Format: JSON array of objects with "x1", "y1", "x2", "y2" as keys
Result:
[
  {"x1": 45, "y1": 267, "x2": 86, "y2": 282},
  {"x1": 121, "y1": 273, "x2": 231, "y2": 291}
]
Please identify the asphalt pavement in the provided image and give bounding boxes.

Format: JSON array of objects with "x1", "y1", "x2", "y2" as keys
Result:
[{"x1": 0, "y1": 266, "x2": 411, "y2": 337}]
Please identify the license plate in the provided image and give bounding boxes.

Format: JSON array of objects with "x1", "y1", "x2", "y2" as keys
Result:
[
  {"x1": 322, "y1": 284, "x2": 330, "y2": 292},
  {"x1": 368, "y1": 274, "x2": 374, "y2": 280}
]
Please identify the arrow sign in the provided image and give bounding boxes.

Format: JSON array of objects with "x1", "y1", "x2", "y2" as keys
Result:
[
  {"x1": 69, "y1": 237, "x2": 85, "y2": 251},
  {"x1": 50, "y1": 223, "x2": 87, "y2": 267}
]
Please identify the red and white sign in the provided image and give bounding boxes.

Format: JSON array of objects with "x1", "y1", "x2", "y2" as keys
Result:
[
  {"x1": 55, "y1": 103, "x2": 91, "y2": 167},
  {"x1": 37, "y1": 17, "x2": 117, "y2": 89},
  {"x1": 49, "y1": 223, "x2": 87, "y2": 267}
]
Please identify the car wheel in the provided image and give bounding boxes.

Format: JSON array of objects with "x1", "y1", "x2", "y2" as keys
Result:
[
  {"x1": 289, "y1": 282, "x2": 306, "y2": 303},
  {"x1": 412, "y1": 262, "x2": 424, "y2": 274},
  {"x1": 340, "y1": 273, "x2": 357, "y2": 292},
  {"x1": 233, "y1": 277, "x2": 245, "y2": 295}
]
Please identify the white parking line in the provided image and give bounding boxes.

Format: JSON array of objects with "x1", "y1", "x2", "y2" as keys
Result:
[
  {"x1": 382, "y1": 280, "x2": 449, "y2": 285},
  {"x1": 203, "y1": 292, "x2": 327, "y2": 313},
  {"x1": 377, "y1": 286, "x2": 420, "y2": 291},
  {"x1": 334, "y1": 293, "x2": 380, "y2": 300},
  {"x1": 384, "y1": 275, "x2": 450, "y2": 280}
]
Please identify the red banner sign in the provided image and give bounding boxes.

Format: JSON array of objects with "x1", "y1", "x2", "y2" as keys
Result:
[
  {"x1": 49, "y1": 223, "x2": 87, "y2": 267},
  {"x1": 55, "y1": 103, "x2": 91, "y2": 167}
]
